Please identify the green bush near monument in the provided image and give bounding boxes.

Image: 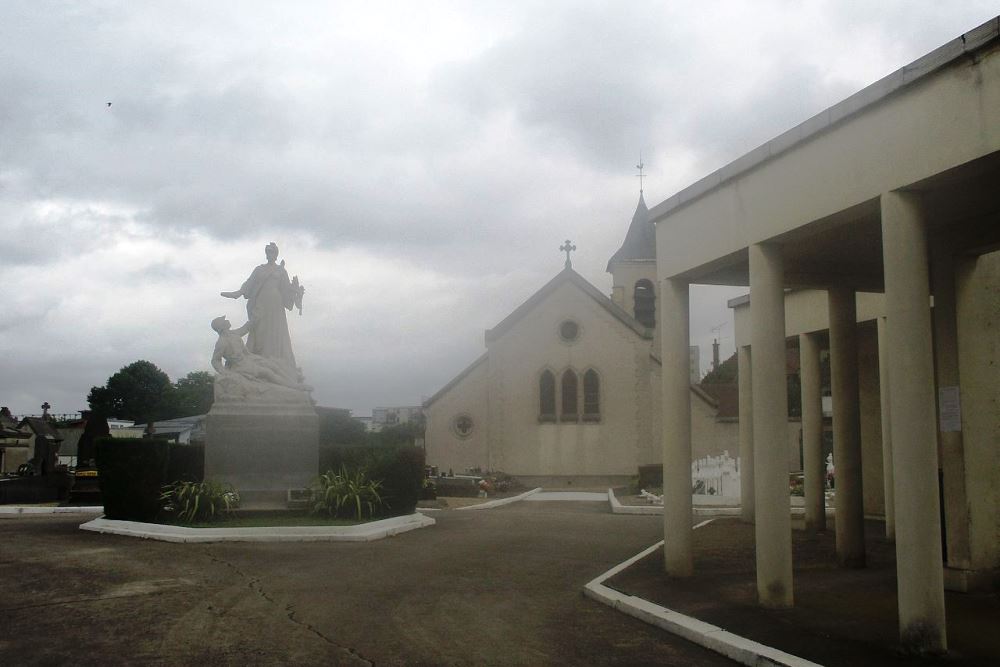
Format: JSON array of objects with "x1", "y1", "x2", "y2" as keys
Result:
[
  {"x1": 166, "y1": 443, "x2": 204, "y2": 483},
  {"x1": 161, "y1": 479, "x2": 239, "y2": 522},
  {"x1": 95, "y1": 437, "x2": 169, "y2": 522},
  {"x1": 320, "y1": 445, "x2": 425, "y2": 516},
  {"x1": 312, "y1": 466, "x2": 383, "y2": 519}
]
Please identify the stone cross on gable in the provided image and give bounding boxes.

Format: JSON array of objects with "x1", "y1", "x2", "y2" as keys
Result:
[
  {"x1": 560, "y1": 240, "x2": 577, "y2": 269},
  {"x1": 41, "y1": 402, "x2": 51, "y2": 417}
]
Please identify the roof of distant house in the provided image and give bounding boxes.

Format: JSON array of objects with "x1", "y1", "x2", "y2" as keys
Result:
[
  {"x1": 17, "y1": 417, "x2": 64, "y2": 441},
  {"x1": 698, "y1": 383, "x2": 739, "y2": 421}
]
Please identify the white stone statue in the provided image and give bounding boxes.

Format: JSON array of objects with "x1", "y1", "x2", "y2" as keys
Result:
[
  {"x1": 211, "y1": 316, "x2": 312, "y2": 392},
  {"x1": 221, "y1": 242, "x2": 304, "y2": 374}
]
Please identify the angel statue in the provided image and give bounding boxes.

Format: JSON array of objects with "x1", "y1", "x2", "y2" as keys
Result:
[{"x1": 221, "y1": 242, "x2": 305, "y2": 374}]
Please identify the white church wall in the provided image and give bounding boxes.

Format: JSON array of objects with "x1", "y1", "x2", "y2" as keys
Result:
[
  {"x1": 488, "y1": 281, "x2": 654, "y2": 477},
  {"x1": 424, "y1": 358, "x2": 489, "y2": 476}
]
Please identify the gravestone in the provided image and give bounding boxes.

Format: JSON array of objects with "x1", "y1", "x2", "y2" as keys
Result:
[{"x1": 206, "y1": 243, "x2": 318, "y2": 507}]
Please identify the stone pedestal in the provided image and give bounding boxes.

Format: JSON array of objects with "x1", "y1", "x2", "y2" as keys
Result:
[{"x1": 206, "y1": 374, "x2": 318, "y2": 508}]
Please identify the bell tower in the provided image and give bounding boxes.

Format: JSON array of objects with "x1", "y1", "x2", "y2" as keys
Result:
[{"x1": 607, "y1": 159, "x2": 658, "y2": 331}]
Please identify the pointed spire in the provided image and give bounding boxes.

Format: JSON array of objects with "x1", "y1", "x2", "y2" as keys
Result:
[{"x1": 606, "y1": 172, "x2": 655, "y2": 272}]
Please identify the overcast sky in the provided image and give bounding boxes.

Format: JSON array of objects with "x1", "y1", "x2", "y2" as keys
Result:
[{"x1": 1, "y1": 1, "x2": 996, "y2": 417}]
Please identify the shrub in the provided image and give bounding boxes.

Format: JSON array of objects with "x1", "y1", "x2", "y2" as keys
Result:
[
  {"x1": 167, "y1": 443, "x2": 204, "y2": 483},
  {"x1": 319, "y1": 445, "x2": 425, "y2": 516},
  {"x1": 420, "y1": 478, "x2": 437, "y2": 500},
  {"x1": 312, "y1": 466, "x2": 383, "y2": 519},
  {"x1": 95, "y1": 437, "x2": 169, "y2": 521},
  {"x1": 368, "y1": 446, "x2": 424, "y2": 515},
  {"x1": 161, "y1": 480, "x2": 239, "y2": 522}
]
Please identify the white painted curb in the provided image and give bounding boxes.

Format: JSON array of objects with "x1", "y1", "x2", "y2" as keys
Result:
[
  {"x1": 0, "y1": 505, "x2": 103, "y2": 515},
  {"x1": 79, "y1": 512, "x2": 435, "y2": 543},
  {"x1": 454, "y1": 487, "x2": 542, "y2": 510},
  {"x1": 583, "y1": 519, "x2": 821, "y2": 667}
]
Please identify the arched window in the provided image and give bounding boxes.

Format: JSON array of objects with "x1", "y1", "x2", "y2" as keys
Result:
[
  {"x1": 539, "y1": 370, "x2": 556, "y2": 422},
  {"x1": 561, "y1": 369, "x2": 578, "y2": 422},
  {"x1": 634, "y1": 279, "x2": 655, "y2": 328},
  {"x1": 583, "y1": 369, "x2": 600, "y2": 421}
]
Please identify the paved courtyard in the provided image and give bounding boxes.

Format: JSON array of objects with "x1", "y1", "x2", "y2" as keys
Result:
[{"x1": 0, "y1": 501, "x2": 730, "y2": 666}]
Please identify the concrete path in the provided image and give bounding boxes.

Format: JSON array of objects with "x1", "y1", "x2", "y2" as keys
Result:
[{"x1": 0, "y1": 503, "x2": 730, "y2": 666}]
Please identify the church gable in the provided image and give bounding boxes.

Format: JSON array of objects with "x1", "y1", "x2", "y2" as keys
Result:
[{"x1": 485, "y1": 268, "x2": 651, "y2": 344}]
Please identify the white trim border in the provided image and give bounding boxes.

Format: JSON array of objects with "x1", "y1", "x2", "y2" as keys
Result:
[
  {"x1": 454, "y1": 487, "x2": 542, "y2": 510},
  {"x1": 79, "y1": 512, "x2": 435, "y2": 543}
]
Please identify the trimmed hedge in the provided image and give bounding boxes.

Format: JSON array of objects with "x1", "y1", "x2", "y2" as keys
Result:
[
  {"x1": 167, "y1": 443, "x2": 204, "y2": 483},
  {"x1": 319, "y1": 445, "x2": 425, "y2": 516},
  {"x1": 95, "y1": 437, "x2": 169, "y2": 521}
]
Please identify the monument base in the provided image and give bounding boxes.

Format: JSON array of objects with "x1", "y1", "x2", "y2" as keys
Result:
[{"x1": 206, "y1": 378, "x2": 318, "y2": 509}]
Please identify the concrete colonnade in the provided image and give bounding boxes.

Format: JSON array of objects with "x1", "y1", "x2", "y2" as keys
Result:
[
  {"x1": 737, "y1": 345, "x2": 754, "y2": 523},
  {"x1": 748, "y1": 243, "x2": 793, "y2": 608},
  {"x1": 660, "y1": 277, "x2": 693, "y2": 577},
  {"x1": 799, "y1": 332, "x2": 825, "y2": 533},
  {"x1": 880, "y1": 190, "x2": 947, "y2": 653},
  {"x1": 828, "y1": 288, "x2": 866, "y2": 567},
  {"x1": 876, "y1": 317, "x2": 895, "y2": 540},
  {"x1": 930, "y1": 244, "x2": 972, "y2": 571}
]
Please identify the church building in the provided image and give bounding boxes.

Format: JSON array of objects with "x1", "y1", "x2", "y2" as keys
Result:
[{"x1": 424, "y1": 191, "x2": 731, "y2": 486}]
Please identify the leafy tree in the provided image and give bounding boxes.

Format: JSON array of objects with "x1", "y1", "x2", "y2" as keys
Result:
[
  {"x1": 319, "y1": 409, "x2": 368, "y2": 447},
  {"x1": 88, "y1": 360, "x2": 175, "y2": 422},
  {"x1": 172, "y1": 371, "x2": 214, "y2": 417}
]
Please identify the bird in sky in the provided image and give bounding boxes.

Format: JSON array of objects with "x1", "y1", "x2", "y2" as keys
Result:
[{"x1": 106, "y1": 102, "x2": 112, "y2": 108}]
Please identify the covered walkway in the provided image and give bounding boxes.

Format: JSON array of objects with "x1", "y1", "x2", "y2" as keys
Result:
[{"x1": 651, "y1": 17, "x2": 1000, "y2": 653}]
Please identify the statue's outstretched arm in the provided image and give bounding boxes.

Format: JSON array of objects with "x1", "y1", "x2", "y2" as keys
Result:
[
  {"x1": 231, "y1": 321, "x2": 251, "y2": 337},
  {"x1": 221, "y1": 290, "x2": 243, "y2": 299}
]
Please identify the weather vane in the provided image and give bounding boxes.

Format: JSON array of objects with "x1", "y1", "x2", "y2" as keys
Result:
[
  {"x1": 635, "y1": 153, "x2": 646, "y2": 193},
  {"x1": 560, "y1": 239, "x2": 576, "y2": 269}
]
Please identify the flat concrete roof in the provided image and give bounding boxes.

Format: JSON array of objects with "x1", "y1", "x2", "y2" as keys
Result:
[{"x1": 649, "y1": 16, "x2": 1000, "y2": 224}]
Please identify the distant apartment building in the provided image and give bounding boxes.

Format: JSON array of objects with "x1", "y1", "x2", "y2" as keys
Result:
[{"x1": 370, "y1": 406, "x2": 423, "y2": 432}]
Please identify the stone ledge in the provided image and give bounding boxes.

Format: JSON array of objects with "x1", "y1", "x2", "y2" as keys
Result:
[{"x1": 79, "y1": 512, "x2": 435, "y2": 543}]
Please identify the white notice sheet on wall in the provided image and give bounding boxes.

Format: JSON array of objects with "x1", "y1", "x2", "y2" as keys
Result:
[{"x1": 938, "y1": 385, "x2": 962, "y2": 432}]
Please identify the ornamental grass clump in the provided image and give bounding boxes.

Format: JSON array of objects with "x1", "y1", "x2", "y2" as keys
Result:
[
  {"x1": 161, "y1": 480, "x2": 240, "y2": 523},
  {"x1": 313, "y1": 465, "x2": 383, "y2": 520}
]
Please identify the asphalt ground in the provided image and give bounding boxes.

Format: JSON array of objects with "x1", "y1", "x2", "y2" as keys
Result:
[{"x1": 0, "y1": 502, "x2": 731, "y2": 666}]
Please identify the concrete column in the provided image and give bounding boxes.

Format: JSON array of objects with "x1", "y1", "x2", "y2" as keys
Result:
[
  {"x1": 738, "y1": 345, "x2": 754, "y2": 523},
  {"x1": 800, "y1": 332, "x2": 825, "y2": 533},
  {"x1": 881, "y1": 191, "x2": 946, "y2": 653},
  {"x1": 748, "y1": 243, "x2": 793, "y2": 608},
  {"x1": 828, "y1": 287, "x2": 866, "y2": 568},
  {"x1": 876, "y1": 317, "x2": 895, "y2": 540},
  {"x1": 930, "y1": 244, "x2": 971, "y2": 571},
  {"x1": 660, "y1": 277, "x2": 692, "y2": 577}
]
